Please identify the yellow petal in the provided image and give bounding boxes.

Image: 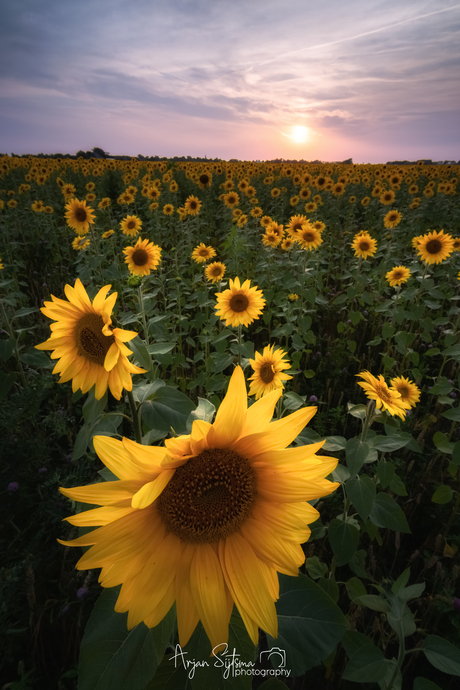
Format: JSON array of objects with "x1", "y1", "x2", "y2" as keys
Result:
[
  {"x1": 92, "y1": 284, "x2": 112, "y2": 312},
  {"x1": 104, "y1": 341, "x2": 120, "y2": 372},
  {"x1": 207, "y1": 366, "x2": 247, "y2": 448},
  {"x1": 64, "y1": 505, "x2": 135, "y2": 526},
  {"x1": 94, "y1": 436, "x2": 151, "y2": 481},
  {"x1": 234, "y1": 406, "x2": 317, "y2": 456},
  {"x1": 59, "y1": 479, "x2": 142, "y2": 506},
  {"x1": 131, "y1": 470, "x2": 175, "y2": 509},
  {"x1": 175, "y1": 543, "x2": 200, "y2": 647},
  {"x1": 190, "y1": 544, "x2": 230, "y2": 648}
]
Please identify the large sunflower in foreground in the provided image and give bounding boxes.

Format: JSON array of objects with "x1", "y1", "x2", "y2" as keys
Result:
[
  {"x1": 35, "y1": 279, "x2": 146, "y2": 399},
  {"x1": 390, "y1": 376, "x2": 421, "y2": 409},
  {"x1": 215, "y1": 277, "x2": 265, "y2": 327},
  {"x1": 123, "y1": 238, "x2": 162, "y2": 276},
  {"x1": 58, "y1": 367, "x2": 339, "y2": 647},
  {"x1": 356, "y1": 371, "x2": 406, "y2": 419},
  {"x1": 351, "y1": 232, "x2": 377, "y2": 259},
  {"x1": 416, "y1": 230, "x2": 454, "y2": 265},
  {"x1": 248, "y1": 345, "x2": 293, "y2": 399},
  {"x1": 386, "y1": 266, "x2": 411, "y2": 287},
  {"x1": 64, "y1": 198, "x2": 96, "y2": 234}
]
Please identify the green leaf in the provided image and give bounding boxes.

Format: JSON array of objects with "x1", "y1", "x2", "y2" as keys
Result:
[
  {"x1": 129, "y1": 336, "x2": 152, "y2": 371},
  {"x1": 431, "y1": 485, "x2": 453, "y2": 504},
  {"x1": 347, "y1": 404, "x2": 367, "y2": 420},
  {"x1": 389, "y1": 474, "x2": 408, "y2": 497},
  {"x1": 382, "y1": 323, "x2": 395, "y2": 339},
  {"x1": 376, "y1": 461, "x2": 395, "y2": 489},
  {"x1": 441, "y1": 407, "x2": 460, "y2": 421},
  {"x1": 423, "y1": 635, "x2": 460, "y2": 676},
  {"x1": 186, "y1": 397, "x2": 216, "y2": 433},
  {"x1": 369, "y1": 493, "x2": 410, "y2": 533},
  {"x1": 441, "y1": 344, "x2": 460, "y2": 358},
  {"x1": 72, "y1": 425, "x2": 91, "y2": 461},
  {"x1": 132, "y1": 380, "x2": 166, "y2": 404},
  {"x1": 433, "y1": 431, "x2": 454, "y2": 454},
  {"x1": 267, "y1": 574, "x2": 347, "y2": 677},
  {"x1": 79, "y1": 587, "x2": 175, "y2": 690},
  {"x1": 353, "y1": 595, "x2": 390, "y2": 613},
  {"x1": 20, "y1": 348, "x2": 53, "y2": 368},
  {"x1": 346, "y1": 476, "x2": 376, "y2": 522},
  {"x1": 398, "y1": 582, "x2": 425, "y2": 602},
  {"x1": 303, "y1": 369, "x2": 315, "y2": 379},
  {"x1": 371, "y1": 435, "x2": 411, "y2": 452},
  {"x1": 148, "y1": 342, "x2": 176, "y2": 356},
  {"x1": 323, "y1": 436, "x2": 347, "y2": 451},
  {"x1": 342, "y1": 631, "x2": 387, "y2": 682},
  {"x1": 345, "y1": 577, "x2": 367, "y2": 602},
  {"x1": 452, "y1": 440, "x2": 460, "y2": 466},
  {"x1": 142, "y1": 387, "x2": 195, "y2": 434},
  {"x1": 0, "y1": 372, "x2": 17, "y2": 399},
  {"x1": 304, "y1": 556, "x2": 328, "y2": 580},
  {"x1": 328, "y1": 519, "x2": 360, "y2": 566},
  {"x1": 413, "y1": 678, "x2": 443, "y2": 690},
  {"x1": 391, "y1": 568, "x2": 411, "y2": 595},
  {"x1": 317, "y1": 577, "x2": 339, "y2": 603},
  {"x1": 346, "y1": 438, "x2": 370, "y2": 475},
  {"x1": 83, "y1": 388, "x2": 108, "y2": 424},
  {"x1": 0, "y1": 338, "x2": 15, "y2": 362},
  {"x1": 282, "y1": 391, "x2": 306, "y2": 411}
]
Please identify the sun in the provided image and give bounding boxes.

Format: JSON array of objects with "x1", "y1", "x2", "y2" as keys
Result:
[{"x1": 290, "y1": 126, "x2": 310, "y2": 143}]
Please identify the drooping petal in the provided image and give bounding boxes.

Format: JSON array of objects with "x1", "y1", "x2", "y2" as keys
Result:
[
  {"x1": 131, "y1": 470, "x2": 175, "y2": 509},
  {"x1": 190, "y1": 544, "x2": 230, "y2": 647}
]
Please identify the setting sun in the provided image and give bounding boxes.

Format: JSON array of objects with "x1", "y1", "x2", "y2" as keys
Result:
[{"x1": 290, "y1": 125, "x2": 310, "y2": 143}]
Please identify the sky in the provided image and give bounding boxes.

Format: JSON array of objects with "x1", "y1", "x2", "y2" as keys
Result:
[{"x1": 1, "y1": 0, "x2": 459, "y2": 163}]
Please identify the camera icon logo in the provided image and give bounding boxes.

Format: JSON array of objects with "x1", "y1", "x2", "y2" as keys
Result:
[{"x1": 259, "y1": 647, "x2": 286, "y2": 668}]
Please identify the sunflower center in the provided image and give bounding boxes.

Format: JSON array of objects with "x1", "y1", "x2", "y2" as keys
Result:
[
  {"x1": 127, "y1": 220, "x2": 136, "y2": 230},
  {"x1": 303, "y1": 232, "x2": 315, "y2": 242},
  {"x1": 229, "y1": 293, "x2": 249, "y2": 313},
  {"x1": 190, "y1": 201, "x2": 197, "y2": 209},
  {"x1": 259, "y1": 362, "x2": 275, "y2": 384},
  {"x1": 359, "y1": 241, "x2": 370, "y2": 251},
  {"x1": 398, "y1": 386, "x2": 409, "y2": 398},
  {"x1": 157, "y1": 448, "x2": 256, "y2": 544},
  {"x1": 394, "y1": 271, "x2": 403, "y2": 279},
  {"x1": 212, "y1": 267, "x2": 222, "y2": 276},
  {"x1": 375, "y1": 383, "x2": 393, "y2": 405},
  {"x1": 75, "y1": 208, "x2": 87, "y2": 222},
  {"x1": 132, "y1": 248, "x2": 148, "y2": 266},
  {"x1": 199, "y1": 249, "x2": 208, "y2": 256},
  {"x1": 426, "y1": 239, "x2": 442, "y2": 254},
  {"x1": 200, "y1": 174, "x2": 209, "y2": 184},
  {"x1": 74, "y1": 313, "x2": 115, "y2": 366}
]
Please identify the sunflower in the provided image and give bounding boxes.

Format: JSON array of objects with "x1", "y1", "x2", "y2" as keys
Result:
[
  {"x1": 62, "y1": 183, "x2": 76, "y2": 197},
  {"x1": 170, "y1": 180, "x2": 178, "y2": 193},
  {"x1": 248, "y1": 345, "x2": 293, "y2": 400},
  {"x1": 390, "y1": 376, "x2": 420, "y2": 409},
  {"x1": 383, "y1": 210, "x2": 402, "y2": 229},
  {"x1": 281, "y1": 238, "x2": 294, "y2": 250},
  {"x1": 380, "y1": 190, "x2": 395, "y2": 205},
  {"x1": 72, "y1": 235, "x2": 90, "y2": 251},
  {"x1": 237, "y1": 214, "x2": 248, "y2": 228},
  {"x1": 452, "y1": 237, "x2": 460, "y2": 251},
  {"x1": 215, "y1": 277, "x2": 265, "y2": 327},
  {"x1": 86, "y1": 182, "x2": 95, "y2": 192},
  {"x1": 98, "y1": 198, "x2": 111, "y2": 210},
  {"x1": 205, "y1": 261, "x2": 226, "y2": 283},
  {"x1": 386, "y1": 266, "x2": 411, "y2": 287},
  {"x1": 262, "y1": 231, "x2": 281, "y2": 248},
  {"x1": 65, "y1": 198, "x2": 96, "y2": 234},
  {"x1": 184, "y1": 195, "x2": 202, "y2": 216},
  {"x1": 250, "y1": 207, "x2": 263, "y2": 218},
  {"x1": 123, "y1": 238, "x2": 162, "y2": 276},
  {"x1": 351, "y1": 232, "x2": 377, "y2": 259},
  {"x1": 416, "y1": 230, "x2": 454, "y2": 265},
  {"x1": 163, "y1": 204, "x2": 174, "y2": 216},
  {"x1": 57, "y1": 366, "x2": 339, "y2": 648},
  {"x1": 146, "y1": 188, "x2": 161, "y2": 201},
  {"x1": 260, "y1": 215, "x2": 273, "y2": 229},
  {"x1": 191, "y1": 243, "x2": 217, "y2": 264},
  {"x1": 118, "y1": 191, "x2": 135, "y2": 205},
  {"x1": 223, "y1": 192, "x2": 240, "y2": 208},
  {"x1": 356, "y1": 371, "x2": 406, "y2": 419},
  {"x1": 102, "y1": 229, "x2": 115, "y2": 239},
  {"x1": 31, "y1": 200, "x2": 45, "y2": 212},
  {"x1": 295, "y1": 225, "x2": 323, "y2": 251},
  {"x1": 361, "y1": 196, "x2": 370, "y2": 207},
  {"x1": 35, "y1": 279, "x2": 146, "y2": 400},
  {"x1": 288, "y1": 293, "x2": 299, "y2": 301},
  {"x1": 290, "y1": 196, "x2": 300, "y2": 206},
  {"x1": 271, "y1": 188, "x2": 281, "y2": 198},
  {"x1": 120, "y1": 215, "x2": 142, "y2": 237},
  {"x1": 197, "y1": 172, "x2": 212, "y2": 189}
]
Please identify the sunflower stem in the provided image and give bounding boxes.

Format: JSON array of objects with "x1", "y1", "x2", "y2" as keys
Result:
[
  {"x1": 127, "y1": 389, "x2": 143, "y2": 444},
  {"x1": 0, "y1": 298, "x2": 28, "y2": 388},
  {"x1": 361, "y1": 400, "x2": 375, "y2": 442},
  {"x1": 138, "y1": 282, "x2": 149, "y2": 346},
  {"x1": 237, "y1": 325, "x2": 242, "y2": 366}
]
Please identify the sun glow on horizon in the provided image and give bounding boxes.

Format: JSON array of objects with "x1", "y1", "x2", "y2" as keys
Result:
[{"x1": 290, "y1": 125, "x2": 310, "y2": 143}]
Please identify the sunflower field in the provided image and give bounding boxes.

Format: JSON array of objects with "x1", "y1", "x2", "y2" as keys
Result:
[{"x1": 1, "y1": 154, "x2": 460, "y2": 690}]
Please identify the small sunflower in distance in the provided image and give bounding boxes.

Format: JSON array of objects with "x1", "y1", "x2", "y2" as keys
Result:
[
  {"x1": 35, "y1": 279, "x2": 146, "y2": 400},
  {"x1": 248, "y1": 345, "x2": 293, "y2": 400},
  {"x1": 191, "y1": 243, "x2": 217, "y2": 264},
  {"x1": 390, "y1": 376, "x2": 421, "y2": 409},
  {"x1": 356, "y1": 371, "x2": 406, "y2": 419},
  {"x1": 205, "y1": 262, "x2": 226, "y2": 283},
  {"x1": 120, "y1": 215, "x2": 142, "y2": 237},
  {"x1": 288, "y1": 293, "x2": 300, "y2": 301},
  {"x1": 386, "y1": 266, "x2": 411, "y2": 287},
  {"x1": 351, "y1": 232, "x2": 377, "y2": 259},
  {"x1": 123, "y1": 238, "x2": 162, "y2": 277},
  {"x1": 215, "y1": 277, "x2": 265, "y2": 327},
  {"x1": 416, "y1": 230, "x2": 454, "y2": 265},
  {"x1": 384, "y1": 209, "x2": 402, "y2": 229},
  {"x1": 65, "y1": 198, "x2": 96, "y2": 234},
  {"x1": 72, "y1": 236, "x2": 90, "y2": 251},
  {"x1": 184, "y1": 195, "x2": 202, "y2": 216},
  {"x1": 57, "y1": 366, "x2": 339, "y2": 648}
]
